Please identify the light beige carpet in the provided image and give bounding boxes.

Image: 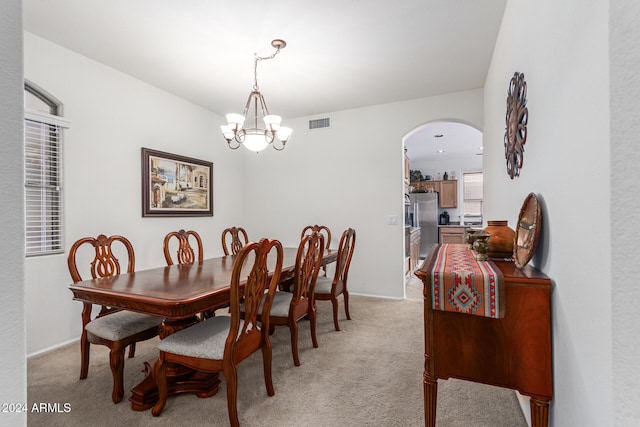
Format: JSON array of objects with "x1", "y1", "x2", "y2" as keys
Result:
[{"x1": 27, "y1": 278, "x2": 527, "y2": 427}]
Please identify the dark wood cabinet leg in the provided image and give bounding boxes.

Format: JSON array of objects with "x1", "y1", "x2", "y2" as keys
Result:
[
  {"x1": 530, "y1": 397, "x2": 550, "y2": 427},
  {"x1": 424, "y1": 375, "x2": 437, "y2": 427}
]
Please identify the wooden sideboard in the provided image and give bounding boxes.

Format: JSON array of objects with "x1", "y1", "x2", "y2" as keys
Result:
[{"x1": 415, "y1": 245, "x2": 553, "y2": 427}]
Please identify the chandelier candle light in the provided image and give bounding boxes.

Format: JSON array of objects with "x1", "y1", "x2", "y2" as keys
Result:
[{"x1": 221, "y1": 39, "x2": 292, "y2": 152}]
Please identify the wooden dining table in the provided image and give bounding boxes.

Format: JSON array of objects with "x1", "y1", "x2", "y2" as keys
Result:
[{"x1": 69, "y1": 246, "x2": 337, "y2": 411}]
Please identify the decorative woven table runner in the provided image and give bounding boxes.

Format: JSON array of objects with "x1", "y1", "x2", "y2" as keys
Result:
[{"x1": 430, "y1": 244, "x2": 505, "y2": 318}]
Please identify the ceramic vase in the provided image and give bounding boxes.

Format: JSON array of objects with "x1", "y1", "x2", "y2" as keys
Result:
[{"x1": 483, "y1": 220, "x2": 515, "y2": 258}]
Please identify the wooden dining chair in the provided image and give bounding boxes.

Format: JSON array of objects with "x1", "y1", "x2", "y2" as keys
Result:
[
  {"x1": 151, "y1": 238, "x2": 283, "y2": 427},
  {"x1": 301, "y1": 225, "x2": 331, "y2": 276},
  {"x1": 163, "y1": 229, "x2": 203, "y2": 266},
  {"x1": 221, "y1": 226, "x2": 249, "y2": 256},
  {"x1": 258, "y1": 231, "x2": 324, "y2": 366},
  {"x1": 314, "y1": 228, "x2": 356, "y2": 331},
  {"x1": 67, "y1": 234, "x2": 162, "y2": 403}
]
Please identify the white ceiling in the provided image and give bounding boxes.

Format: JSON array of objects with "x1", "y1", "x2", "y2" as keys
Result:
[
  {"x1": 23, "y1": 1, "x2": 505, "y2": 160},
  {"x1": 405, "y1": 121, "x2": 483, "y2": 162}
]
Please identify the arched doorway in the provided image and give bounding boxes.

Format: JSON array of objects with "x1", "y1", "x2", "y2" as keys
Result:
[{"x1": 402, "y1": 120, "x2": 483, "y2": 296}]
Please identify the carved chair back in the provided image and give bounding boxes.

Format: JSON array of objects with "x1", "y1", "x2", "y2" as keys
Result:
[
  {"x1": 163, "y1": 229, "x2": 204, "y2": 266},
  {"x1": 221, "y1": 226, "x2": 249, "y2": 256},
  {"x1": 301, "y1": 224, "x2": 331, "y2": 250},
  {"x1": 67, "y1": 234, "x2": 135, "y2": 319},
  {"x1": 292, "y1": 231, "x2": 325, "y2": 304},
  {"x1": 68, "y1": 234, "x2": 135, "y2": 282},
  {"x1": 228, "y1": 238, "x2": 283, "y2": 349}
]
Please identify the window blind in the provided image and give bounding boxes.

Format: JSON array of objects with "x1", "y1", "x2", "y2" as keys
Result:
[
  {"x1": 24, "y1": 119, "x2": 63, "y2": 256},
  {"x1": 463, "y1": 172, "x2": 483, "y2": 216}
]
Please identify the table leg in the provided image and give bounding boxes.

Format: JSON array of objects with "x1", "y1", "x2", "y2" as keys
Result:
[
  {"x1": 129, "y1": 361, "x2": 220, "y2": 411},
  {"x1": 128, "y1": 315, "x2": 221, "y2": 411},
  {"x1": 530, "y1": 397, "x2": 550, "y2": 427}
]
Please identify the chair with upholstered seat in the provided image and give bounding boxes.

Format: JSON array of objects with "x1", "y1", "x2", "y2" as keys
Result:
[
  {"x1": 151, "y1": 238, "x2": 283, "y2": 426},
  {"x1": 259, "y1": 231, "x2": 324, "y2": 366},
  {"x1": 67, "y1": 234, "x2": 162, "y2": 403},
  {"x1": 221, "y1": 226, "x2": 249, "y2": 256},
  {"x1": 313, "y1": 228, "x2": 356, "y2": 331},
  {"x1": 163, "y1": 229, "x2": 203, "y2": 266}
]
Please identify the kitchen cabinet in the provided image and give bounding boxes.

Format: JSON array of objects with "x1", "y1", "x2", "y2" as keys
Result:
[
  {"x1": 439, "y1": 180, "x2": 457, "y2": 208},
  {"x1": 439, "y1": 226, "x2": 467, "y2": 244},
  {"x1": 410, "y1": 181, "x2": 439, "y2": 193},
  {"x1": 410, "y1": 179, "x2": 457, "y2": 208},
  {"x1": 422, "y1": 181, "x2": 440, "y2": 193}
]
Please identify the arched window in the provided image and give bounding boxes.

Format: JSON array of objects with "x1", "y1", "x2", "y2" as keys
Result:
[{"x1": 24, "y1": 82, "x2": 69, "y2": 256}]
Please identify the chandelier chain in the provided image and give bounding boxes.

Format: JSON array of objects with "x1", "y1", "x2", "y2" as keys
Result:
[{"x1": 253, "y1": 47, "x2": 282, "y2": 91}]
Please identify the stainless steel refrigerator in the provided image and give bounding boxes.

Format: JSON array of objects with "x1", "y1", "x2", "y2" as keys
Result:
[{"x1": 409, "y1": 192, "x2": 439, "y2": 259}]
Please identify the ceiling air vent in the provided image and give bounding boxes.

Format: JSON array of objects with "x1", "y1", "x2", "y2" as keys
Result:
[{"x1": 308, "y1": 117, "x2": 331, "y2": 130}]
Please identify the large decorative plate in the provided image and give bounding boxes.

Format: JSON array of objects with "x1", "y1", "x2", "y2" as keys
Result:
[{"x1": 514, "y1": 192, "x2": 542, "y2": 268}]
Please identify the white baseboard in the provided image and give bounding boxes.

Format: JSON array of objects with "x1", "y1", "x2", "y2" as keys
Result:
[
  {"x1": 27, "y1": 337, "x2": 78, "y2": 359},
  {"x1": 350, "y1": 291, "x2": 404, "y2": 301},
  {"x1": 516, "y1": 391, "x2": 532, "y2": 427}
]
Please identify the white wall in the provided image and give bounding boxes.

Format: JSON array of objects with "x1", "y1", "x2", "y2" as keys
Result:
[
  {"x1": 242, "y1": 89, "x2": 484, "y2": 299},
  {"x1": 24, "y1": 33, "x2": 245, "y2": 355},
  {"x1": 610, "y1": 0, "x2": 640, "y2": 424},
  {"x1": 484, "y1": 0, "x2": 615, "y2": 425},
  {"x1": 0, "y1": 1, "x2": 26, "y2": 425}
]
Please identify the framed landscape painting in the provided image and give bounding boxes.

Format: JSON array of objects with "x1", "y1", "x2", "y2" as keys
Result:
[{"x1": 141, "y1": 148, "x2": 213, "y2": 217}]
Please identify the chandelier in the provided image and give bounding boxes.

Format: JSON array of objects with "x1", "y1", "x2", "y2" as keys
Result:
[{"x1": 221, "y1": 39, "x2": 292, "y2": 152}]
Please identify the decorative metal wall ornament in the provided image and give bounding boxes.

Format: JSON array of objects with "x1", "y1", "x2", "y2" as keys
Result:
[{"x1": 504, "y1": 72, "x2": 528, "y2": 179}]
